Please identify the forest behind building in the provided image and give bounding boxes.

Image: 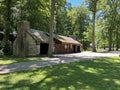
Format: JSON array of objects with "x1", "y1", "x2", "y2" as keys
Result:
[{"x1": 0, "y1": 0, "x2": 120, "y2": 56}]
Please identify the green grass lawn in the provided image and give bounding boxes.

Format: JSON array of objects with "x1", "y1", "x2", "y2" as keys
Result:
[
  {"x1": 0, "y1": 56, "x2": 49, "y2": 65},
  {"x1": 0, "y1": 57, "x2": 120, "y2": 90}
]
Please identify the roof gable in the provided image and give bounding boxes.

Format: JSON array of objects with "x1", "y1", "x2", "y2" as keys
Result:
[{"x1": 27, "y1": 29, "x2": 49, "y2": 43}]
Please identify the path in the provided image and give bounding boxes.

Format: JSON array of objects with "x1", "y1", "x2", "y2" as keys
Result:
[{"x1": 0, "y1": 51, "x2": 119, "y2": 74}]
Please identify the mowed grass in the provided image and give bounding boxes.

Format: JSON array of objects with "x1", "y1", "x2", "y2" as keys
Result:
[
  {"x1": 0, "y1": 57, "x2": 120, "y2": 90},
  {"x1": 0, "y1": 56, "x2": 49, "y2": 65}
]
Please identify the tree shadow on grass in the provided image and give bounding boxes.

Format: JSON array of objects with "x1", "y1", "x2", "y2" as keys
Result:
[
  {"x1": 0, "y1": 57, "x2": 120, "y2": 90},
  {"x1": 0, "y1": 56, "x2": 42, "y2": 65}
]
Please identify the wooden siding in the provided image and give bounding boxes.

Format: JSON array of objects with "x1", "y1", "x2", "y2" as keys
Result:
[{"x1": 54, "y1": 43, "x2": 80, "y2": 54}]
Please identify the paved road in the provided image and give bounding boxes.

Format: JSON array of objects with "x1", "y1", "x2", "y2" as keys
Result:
[{"x1": 0, "y1": 51, "x2": 119, "y2": 74}]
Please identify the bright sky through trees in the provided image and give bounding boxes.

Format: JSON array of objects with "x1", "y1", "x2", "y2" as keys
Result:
[{"x1": 67, "y1": 0, "x2": 83, "y2": 6}]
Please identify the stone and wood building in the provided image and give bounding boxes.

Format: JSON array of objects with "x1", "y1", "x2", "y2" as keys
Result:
[{"x1": 3, "y1": 21, "x2": 82, "y2": 56}]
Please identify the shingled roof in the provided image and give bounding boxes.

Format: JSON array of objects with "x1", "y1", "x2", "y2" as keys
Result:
[
  {"x1": 55, "y1": 35, "x2": 80, "y2": 45},
  {"x1": 27, "y1": 29, "x2": 80, "y2": 45},
  {"x1": 27, "y1": 29, "x2": 49, "y2": 43}
]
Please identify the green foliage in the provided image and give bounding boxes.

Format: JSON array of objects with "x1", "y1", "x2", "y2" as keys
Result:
[
  {"x1": 73, "y1": 6, "x2": 90, "y2": 50},
  {"x1": 3, "y1": 41, "x2": 12, "y2": 56},
  {"x1": 85, "y1": 0, "x2": 120, "y2": 51},
  {"x1": 26, "y1": 0, "x2": 50, "y2": 31},
  {"x1": 1, "y1": 0, "x2": 120, "y2": 53},
  {"x1": 96, "y1": 0, "x2": 120, "y2": 50},
  {"x1": 55, "y1": 1, "x2": 72, "y2": 35},
  {"x1": 55, "y1": 4, "x2": 90, "y2": 50}
]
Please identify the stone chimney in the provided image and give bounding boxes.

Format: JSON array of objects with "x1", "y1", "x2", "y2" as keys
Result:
[{"x1": 13, "y1": 21, "x2": 30, "y2": 57}]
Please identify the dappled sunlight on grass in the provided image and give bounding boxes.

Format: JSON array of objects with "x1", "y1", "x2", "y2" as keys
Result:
[
  {"x1": 113, "y1": 79, "x2": 120, "y2": 85},
  {"x1": 0, "y1": 57, "x2": 120, "y2": 90},
  {"x1": 0, "y1": 57, "x2": 45, "y2": 65},
  {"x1": 83, "y1": 67, "x2": 101, "y2": 74}
]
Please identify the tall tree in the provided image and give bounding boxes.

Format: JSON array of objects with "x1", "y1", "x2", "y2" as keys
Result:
[
  {"x1": 86, "y1": 0, "x2": 99, "y2": 52},
  {"x1": 48, "y1": 0, "x2": 55, "y2": 57},
  {"x1": 93, "y1": 0, "x2": 120, "y2": 51},
  {"x1": 101, "y1": 0, "x2": 120, "y2": 51},
  {"x1": 73, "y1": 6, "x2": 90, "y2": 50},
  {"x1": 3, "y1": 0, "x2": 13, "y2": 55},
  {"x1": 0, "y1": 0, "x2": 5, "y2": 31},
  {"x1": 107, "y1": 0, "x2": 116, "y2": 51}
]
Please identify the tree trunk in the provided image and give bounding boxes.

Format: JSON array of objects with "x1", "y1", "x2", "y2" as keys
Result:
[
  {"x1": 48, "y1": 0, "x2": 55, "y2": 57},
  {"x1": 3, "y1": 0, "x2": 12, "y2": 55},
  {"x1": 116, "y1": 29, "x2": 119, "y2": 51},
  {"x1": 108, "y1": 27, "x2": 112, "y2": 51},
  {"x1": 112, "y1": 43, "x2": 114, "y2": 51},
  {"x1": 92, "y1": 12, "x2": 96, "y2": 52}
]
